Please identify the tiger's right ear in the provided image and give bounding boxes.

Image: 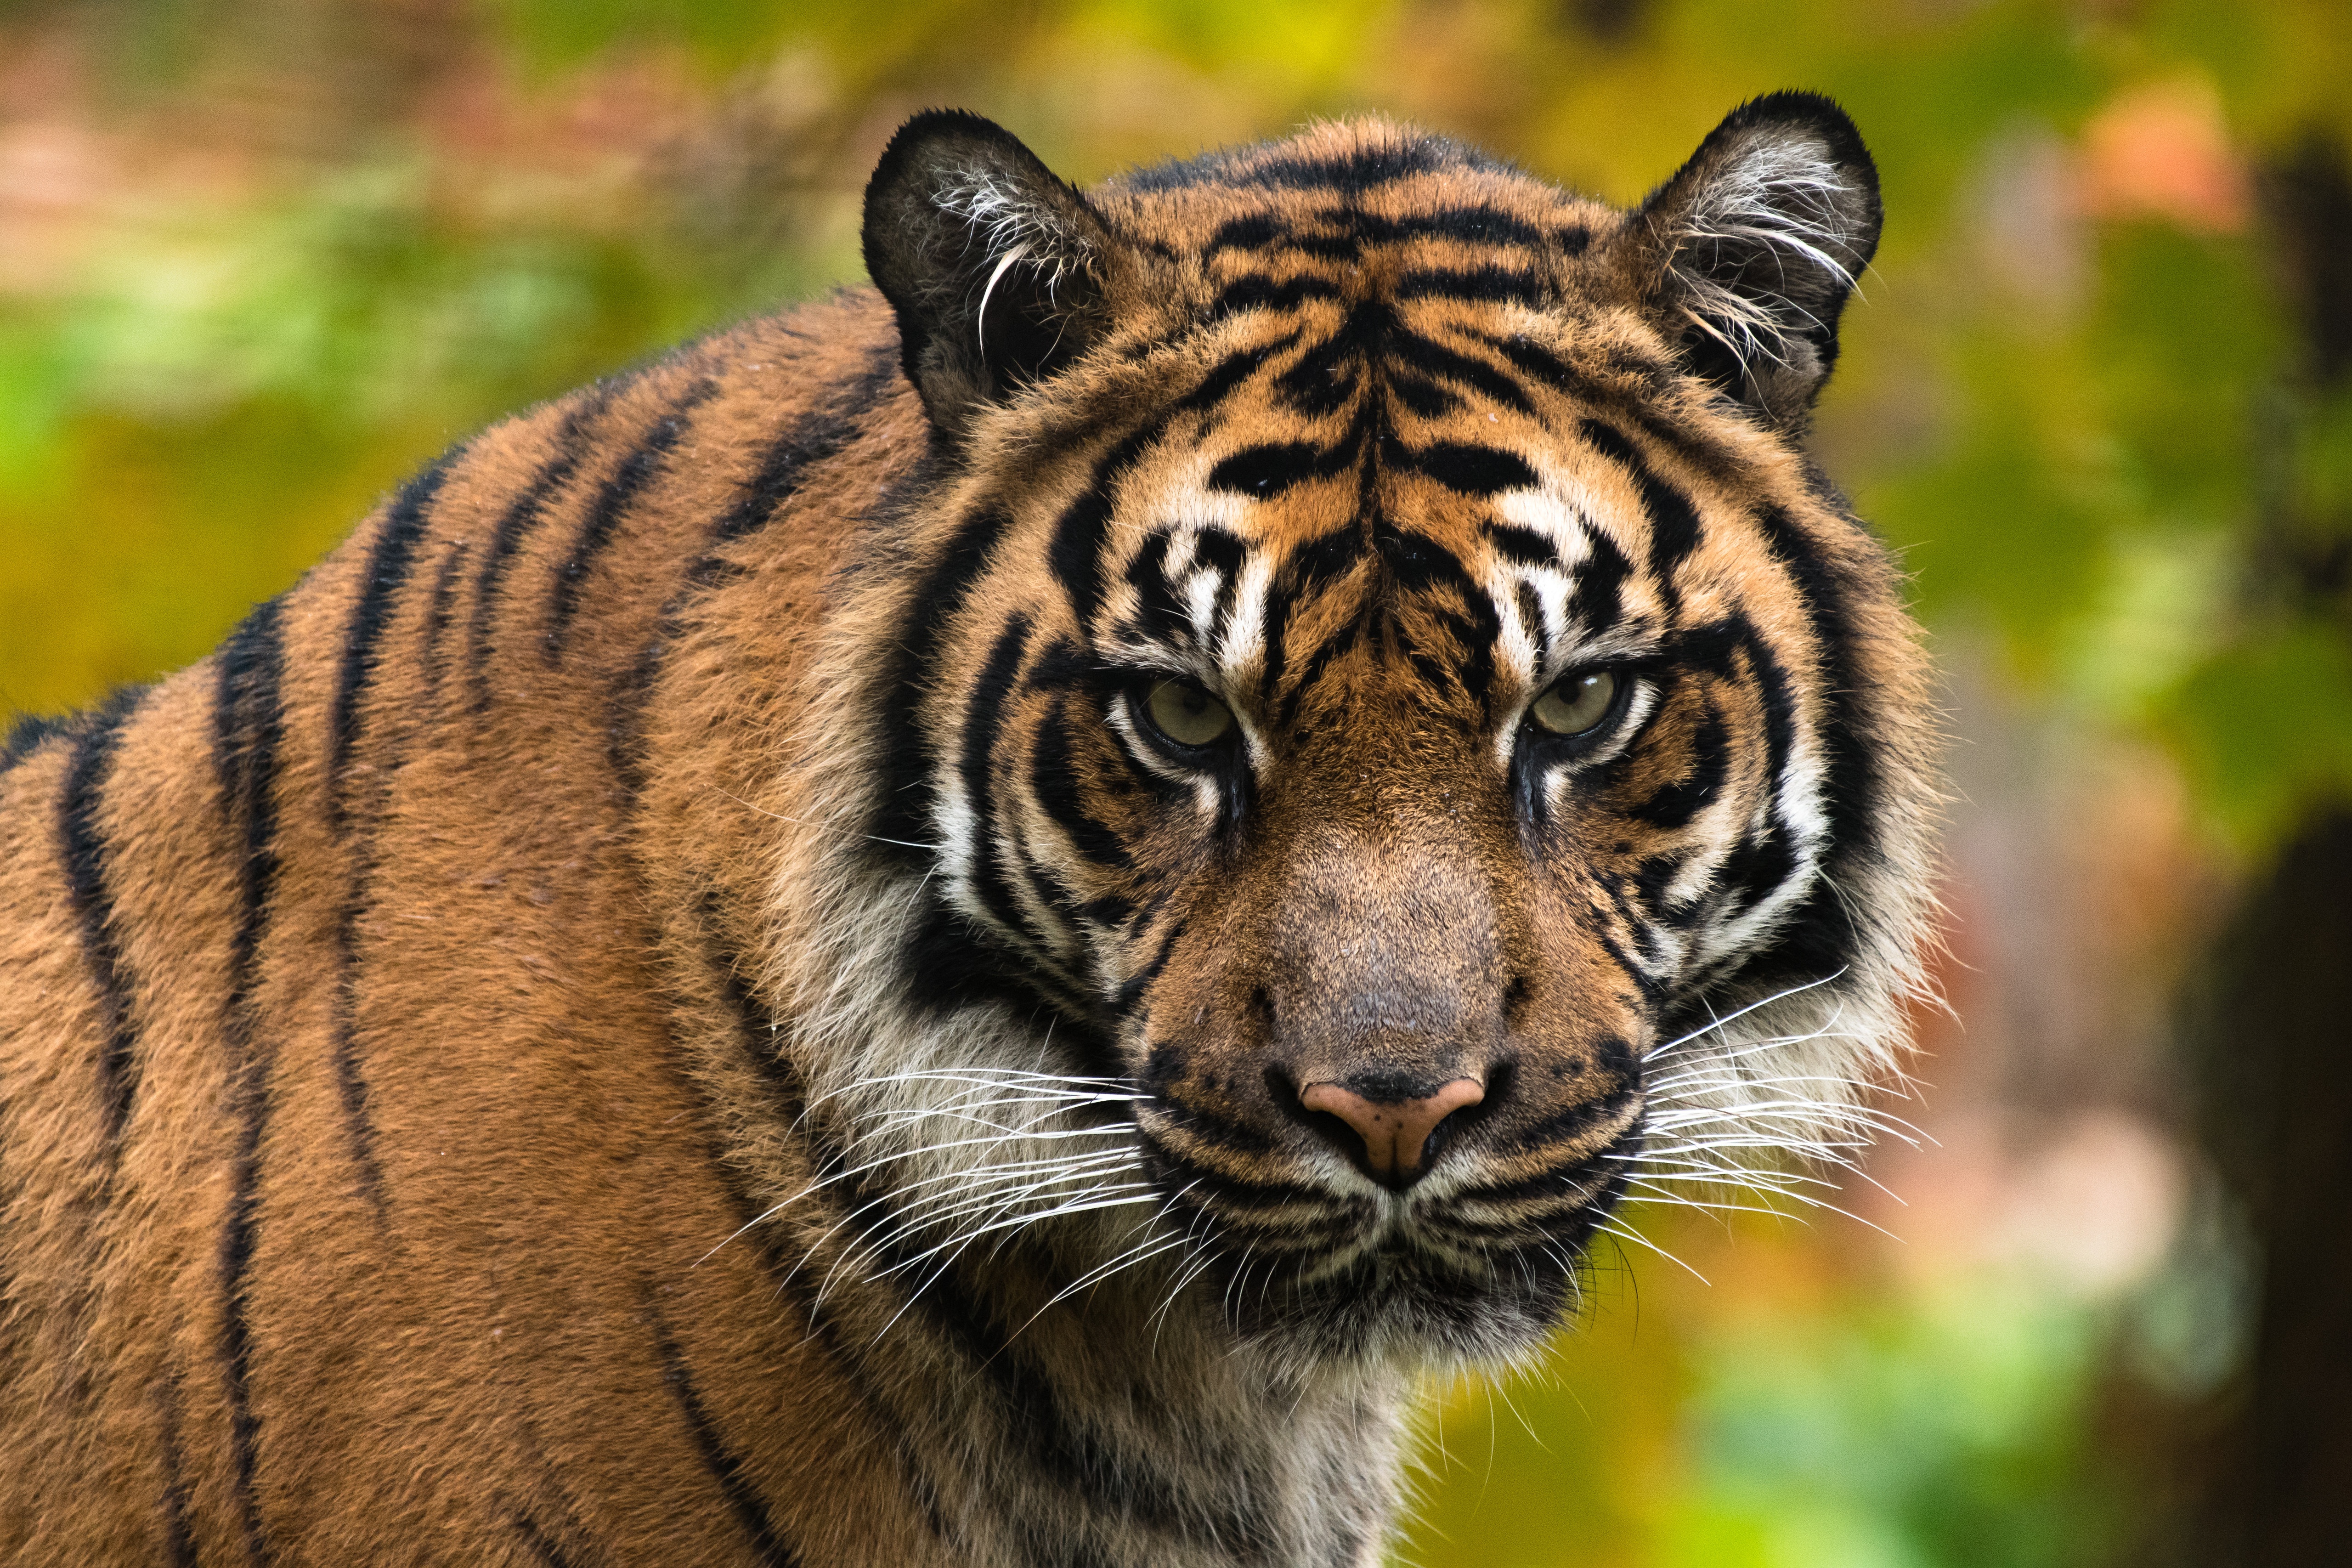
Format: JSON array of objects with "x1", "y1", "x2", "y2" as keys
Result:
[{"x1": 863, "y1": 111, "x2": 1117, "y2": 441}]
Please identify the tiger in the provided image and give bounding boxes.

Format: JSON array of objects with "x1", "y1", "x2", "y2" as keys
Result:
[{"x1": 0, "y1": 92, "x2": 1936, "y2": 1566}]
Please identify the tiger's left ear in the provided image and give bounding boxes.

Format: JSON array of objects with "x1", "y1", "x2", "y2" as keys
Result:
[
  {"x1": 1617, "y1": 92, "x2": 1881, "y2": 429},
  {"x1": 863, "y1": 110, "x2": 1119, "y2": 442}
]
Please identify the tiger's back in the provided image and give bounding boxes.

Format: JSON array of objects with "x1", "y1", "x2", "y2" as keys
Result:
[{"x1": 1, "y1": 99, "x2": 1937, "y2": 1567}]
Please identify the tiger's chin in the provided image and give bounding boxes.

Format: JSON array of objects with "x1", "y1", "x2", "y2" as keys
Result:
[{"x1": 1182, "y1": 1156, "x2": 1634, "y2": 1369}]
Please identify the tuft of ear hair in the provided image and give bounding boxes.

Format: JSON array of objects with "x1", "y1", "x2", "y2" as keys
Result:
[
  {"x1": 1629, "y1": 92, "x2": 1882, "y2": 428},
  {"x1": 862, "y1": 111, "x2": 1116, "y2": 441}
]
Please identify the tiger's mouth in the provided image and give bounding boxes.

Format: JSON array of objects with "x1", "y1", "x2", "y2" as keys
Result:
[{"x1": 1133, "y1": 1102, "x2": 1645, "y2": 1363}]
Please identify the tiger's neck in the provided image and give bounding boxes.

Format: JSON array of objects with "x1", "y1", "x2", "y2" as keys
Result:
[{"x1": 875, "y1": 1247, "x2": 1412, "y2": 1564}]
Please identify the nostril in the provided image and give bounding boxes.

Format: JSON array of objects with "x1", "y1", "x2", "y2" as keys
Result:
[
  {"x1": 1420, "y1": 1071, "x2": 1498, "y2": 1167},
  {"x1": 1270, "y1": 1064, "x2": 1363, "y2": 1161},
  {"x1": 1297, "y1": 1076, "x2": 1486, "y2": 1189}
]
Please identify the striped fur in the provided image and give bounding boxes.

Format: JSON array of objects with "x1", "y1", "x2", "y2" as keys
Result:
[{"x1": 0, "y1": 97, "x2": 1935, "y2": 1565}]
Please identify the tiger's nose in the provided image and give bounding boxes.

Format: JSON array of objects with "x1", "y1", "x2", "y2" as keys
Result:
[{"x1": 1298, "y1": 1077, "x2": 1486, "y2": 1189}]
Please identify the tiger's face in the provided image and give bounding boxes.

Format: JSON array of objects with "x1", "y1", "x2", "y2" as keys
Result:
[{"x1": 851, "y1": 104, "x2": 1933, "y2": 1364}]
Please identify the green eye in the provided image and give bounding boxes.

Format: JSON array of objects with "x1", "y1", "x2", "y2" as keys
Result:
[
  {"x1": 1143, "y1": 679, "x2": 1235, "y2": 749},
  {"x1": 1529, "y1": 671, "x2": 1618, "y2": 737}
]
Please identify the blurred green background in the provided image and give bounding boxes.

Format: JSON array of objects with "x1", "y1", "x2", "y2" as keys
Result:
[{"x1": 5, "y1": 1, "x2": 2348, "y2": 1563}]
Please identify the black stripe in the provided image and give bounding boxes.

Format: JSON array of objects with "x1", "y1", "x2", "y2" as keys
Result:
[
  {"x1": 1750, "y1": 498, "x2": 1876, "y2": 935},
  {"x1": 1213, "y1": 273, "x2": 1344, "y2": 315},
  {"x1": 1390, "y1": 370, "x2": 1459, "y2": 418},
  {"x1": 2, "y1": 711, "x2": 70, "y2": 772},
  {"x1": 419, "y1": 536, "x2": 472, "y2": 694},
  {"x1": 509, "y1": 1511, "x2": 587, "y2": 1568},
  {"x1": 330, "y1": 893, "x2": 390, "y2": 1219},
  {"x1": 544, "y1": 378, "x2": 720, "y2": 659},
  {"x1": 1516, "y1": 580, "x2": 1551, "y2": 671},
  {"x1": 1200, "y1": 215, "x2": 1355, "y2": 261},
  {"x1": 1206, "y1": 442, "x2": 1326, "y2": 499},
  {"x1": 1153, "y1": 1162, "x2": 1364, "y2": 1227},
  {"x1": 329, "y1": 453, "x2": 460, "y2": 812},
  {"x1": 690, "y1": 908, "x2": 958, "y2": 1553},
  {"x1": 1398, "y1": 441, "x2": 1536, "y2": 496},
  {"x1": 1570, "y1": 526, "x2": 1633, "y2": 638},
  {"x1": 1391, "y1": 325, "x2": 1537, "y2": 415},
  {"x1": 1133, "y1": 1093, "x2": 1282, "y2": 1160},
  {"x1": 1183, "y1": 196, "x2": 1544, "y2": 246},
  {"x1": 1590, "y1": 916, "x2": 1667, "y2": 1008},
  {"x1": 1273, "y1": 616, "x2": 1368, "y2": 731},
  {"x1": 1115, "y1": 916, "x2": 1186, "y2": 1013},
  {"x1": 707, "y1": 357, "x2": 895, "y2": 547},
  {"x1": 1630, "y1": 700, "x2": 1729, "y2": 831},
  {"x1": 1486, "y1": 521, "x2": 1560, "y2": 570},
  {"x1": 1030, "y1": 696, "x2": 1130, "y2": 871},
  {"x1": 1451, "y1": 1134, "x2": 1637, "y2": 1208},
  {"x1": 1627, "y1": 849, "x2": 1694, "y2": 929},
  {"x1": 58, "y1": 685, "x2": 149, "y2": 1144},
  {"x1": 1668, "y1": 592, "x2": 1842, "y2": 992},
  {"x1": 214, "y1": 598, "x2": 288, "y2": 1010},
  {"x1": 1271, "y1": 297, "x2": 1388, "y2": 416},
  {"x1": 471, "y1": 389, "x2": 614, "y2": 712},
  {"x1": 1393, "y1": 264, "x2": 1549, "y2": 305},
  {"x1": 211, "y1": 596, "x2": 288, "y2": 1567},
  {"x1": 1483, "y1": 327, "x2": 1747, "y2": 480},
  {"x1": 156, "y1": 1374, "x2": 198, "y2": 1568},
  {"x1": 1577, "y1": 419, "x2": 1703, "y2": 611},
  {"x1": 1192, "y1": 526, "x2": 1250, "y2": 648},
  {"x1": 1346, "y1": 204, "x2": 1547, "y2": 247},
  {"x1": 1118, "y1": 532, "x2": 1184, "y2": 645},
  {"x1": 328, "y1": 458, "x2": 464, "y2": 1218},
  {"x1": 1046, "y1": 420, "x2": 1168, "y2": 628},
  {"x1": 1718, "y1": 617, "x2": 1799, "y2": 858},
  {"x1": 609, "y1": 347, "x2": 899, "y2": 798},
  {"x1": 1285, "y1": 526, "x2": 1369, "y2": 601},
  {"x1": 1201, "y1": 213, "x2": 1282, "y2": 255},
  {"x1": 696, "y1": 899, "x2": 803, "y2": 1113},
  {"x1": 1481, "y1": 1077, "x2": 1639, "y2": 1163},
  {"x1": 648, "y1": 1301, "x2": 799, "y2": 1568},
  {"x1": 1176, "y1": 334, "x2": 1297, "y2": 413},
  {"x1": 870, "y1": 504, "x2": 1011, "y2": 854},
  {"x1": 1248, "y1": 145, "x2": 1487, "y2": 193},
  {"x1": 1122, "y1": 137, "x2": 1481, "y2": 194},
  {"x1": 957, "y1": 617, "x2": 1044, "y2": 947}
]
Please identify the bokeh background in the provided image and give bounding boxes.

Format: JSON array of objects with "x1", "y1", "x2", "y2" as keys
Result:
[{"x1": 4, "y1": 1, "x2": 2347, "y2": 1562}]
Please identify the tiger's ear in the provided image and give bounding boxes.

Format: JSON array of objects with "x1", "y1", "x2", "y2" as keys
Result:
[
  {"x1": 863, "y1": 110, "x2": 1117, "y2": 441},
  {"x1": 1618, "y1": 92, "x2": 1881, "y2": 429}
]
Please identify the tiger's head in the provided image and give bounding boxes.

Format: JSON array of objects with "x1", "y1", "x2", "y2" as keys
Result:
[{"x1": 814, "y1": 98, "x2": 1935, "y2": 1366}]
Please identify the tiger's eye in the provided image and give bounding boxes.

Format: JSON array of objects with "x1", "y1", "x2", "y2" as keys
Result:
[
  {"x1": 1144, "y1": 679, "x2": 1235, "y2": 748},
  {"x1": 1530, "y1": 671, "x2": 1617, "y2": 736}
]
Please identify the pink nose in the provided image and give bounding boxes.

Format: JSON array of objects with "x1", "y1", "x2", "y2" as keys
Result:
[{"x1": 1299, "y1": 1077, "x2": 1486, "y2": 1187}]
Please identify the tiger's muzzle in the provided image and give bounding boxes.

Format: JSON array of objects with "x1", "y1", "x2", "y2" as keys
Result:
[{"x1": 1131, "y1": 815, "x2": 1648, "y2": 1359}]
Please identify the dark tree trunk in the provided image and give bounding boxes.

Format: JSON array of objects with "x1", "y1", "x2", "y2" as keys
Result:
[
  {"x1": 2198, "y1": 811, "x2": 2352, "y2": 1563},
  {"x1": 2162, "y1": 132, "x2": 2352, "y2": 1568}
]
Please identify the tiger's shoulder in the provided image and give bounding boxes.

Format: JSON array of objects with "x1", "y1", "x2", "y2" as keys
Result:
[{"x1": 0, "y1": 290, "x2": 945, "y2": 1565}]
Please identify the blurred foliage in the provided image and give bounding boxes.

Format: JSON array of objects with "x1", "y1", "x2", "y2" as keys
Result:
[
  {"x1": 4, "y1": 0, "x2": 2348, "y2": 1563},
  {"x1": 1405, "y1": 1223, "x2": 2173, "y2": 1568}
]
